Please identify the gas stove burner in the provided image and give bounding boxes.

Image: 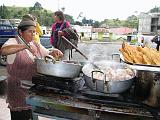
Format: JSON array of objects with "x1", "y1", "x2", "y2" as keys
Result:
[{"x1": 31, "y1": 73, "x2": 85, "y2": 93}]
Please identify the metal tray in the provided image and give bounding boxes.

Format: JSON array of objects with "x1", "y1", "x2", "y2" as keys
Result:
[{"x1": 120, "y1": 54, "x2": 160, "y2": 72}]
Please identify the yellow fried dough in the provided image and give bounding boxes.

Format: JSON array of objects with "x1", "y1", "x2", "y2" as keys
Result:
[
  {"x1": 119, "y1": 48, "x2": 133, "y2": 63},
  {"x1": 119, "y1": 42, "x2": 160, "y2": 66},
  {"x1": 142, "y1": 55, "x2": 153, "y2": 65}
]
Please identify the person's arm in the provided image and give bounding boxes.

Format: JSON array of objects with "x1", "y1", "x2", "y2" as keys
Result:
[
  {"x1": 1, "y1": 44, "x2": 26, "y2": 55},
  {"x1": 1, "y1": 38, "x2": 27, "y2": 55},
  {"x1": 39, "y1": 43, "x2": 63, "y2": 59}
]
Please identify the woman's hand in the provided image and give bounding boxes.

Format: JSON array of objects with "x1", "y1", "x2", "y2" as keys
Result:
[
  {"x1": 58, "y1": 31, "x2": 64, "y2": 36},
  {"x1": 49, "y1": 48, "x2": 63, "y2": 60}
]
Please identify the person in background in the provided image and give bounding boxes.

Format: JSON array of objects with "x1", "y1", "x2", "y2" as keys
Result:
[
  {"x1": 1, "y1": 15, "x2": 63, "y2": 120},
  {"x1": 141, "y1": 36, "x2": 150, "y2": 48},
  {"x1": 136, "y1": 36, "x2": 144, "y2": 47},
  {"x1": 50, "y1": 11, "x2": 70, "y2": 54},
  {"x1": 34, "y1": 19, "x2": 43, "y2": 43},
  {"x1": 137, "y1": 35, "x2": 152, "y2": 48},
  {"x1": 151, "y1": 35, "x2": 160, "y2": 51}
]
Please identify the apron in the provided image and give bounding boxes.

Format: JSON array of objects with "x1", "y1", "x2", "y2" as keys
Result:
[{"x1": 6, "y1": 38, "x2": 40, "y2": 111}]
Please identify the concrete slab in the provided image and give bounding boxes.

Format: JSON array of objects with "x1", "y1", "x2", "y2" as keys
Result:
[{"x1": 0, "y1": 97, "x2": 10, "y2": 120}]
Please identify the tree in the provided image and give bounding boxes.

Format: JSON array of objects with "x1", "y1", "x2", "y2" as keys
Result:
[
  {"x1": 61, "y1": 7, "x2": 65, "y2": 12},
  {"x1": 93, "y1": 21, "x2": 100, "y2": 28},
  {"x1": 74, "y1": 21, "x2": 83, "y2": 26},
  {"x1": 0, "y1": 5, "x2": 10, "y2": 19},
  {"x1": 64, "y1": 14, "x2": 74, "y2": 24},
  {"x1": 82, "y1": 17, "x2": 87, "y2": 25},
  {"x1": 34, "y1": 2, "x2": 43, "y2": 10},
  {"x1": 125, "y1": 15, "x2": 139, "y2": 29},
  {"x1": 150, "y1": 6, "x2": 160, "y2": 13}
]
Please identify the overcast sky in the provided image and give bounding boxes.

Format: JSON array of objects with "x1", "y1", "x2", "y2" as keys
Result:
[{"x1": 0, "y1": 0, "x2": 160, "y2": 21}]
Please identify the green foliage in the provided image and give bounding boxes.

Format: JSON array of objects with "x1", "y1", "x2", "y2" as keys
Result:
[
  {"x1": 150, "y1": 6, "x2": 160, "y2": 13},
  {"x1": 0, "y1": 5, "x2": 10, "y2": 19},
  {"x1": 129, "y1": 39, "x2": 138, "y2": 45},
  {"x1": 0, "y1": 3, "x2": 158, "y2": 29},
  {"x1": 65, "y1": 14, "x2": 74, "y2": 24},
  {"x1": 100, "y1": 19, "x2": 125, "y2": 28},
  {"x1": 93, "y1": 21, "x2": 100, "y2": 28},
  {"x1": 34, "y1": 2, "x2": 42, "y2": 10},
  {"x1": 100, "y1": 15, "x2": 139, "y2": 29},
  {"x1": 125, "y1": 15, "x2": 139, "y2": 28},
  {"x1": 74, "y1": 21, "x2": 83, "y2": 26},
  {"x1": 0, "y1": 4, "x2": 75, "y2": 27}
]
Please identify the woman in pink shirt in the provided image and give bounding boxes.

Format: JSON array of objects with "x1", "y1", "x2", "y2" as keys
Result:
[{"x1": 50, "y1": 11, "x2": 70, "y2": 52}]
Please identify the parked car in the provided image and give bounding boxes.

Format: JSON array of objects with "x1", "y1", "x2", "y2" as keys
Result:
[
  {"x1": 40, "y1": 34, "x2": 52, "y2": 49},
  {"x1": 0, "y1": 24, "x2": 17, "y2": 46},
  {"x1": 0, "y1": 24, "x2": 17, "y2": 65}
]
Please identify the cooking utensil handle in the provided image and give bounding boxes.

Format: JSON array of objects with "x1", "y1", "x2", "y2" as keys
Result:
[
  {"x1": 17, "y1": 34, "x2": 30, "y2": 49},
  {"x1": 61, "y1": 36, "x2": 88, "y2": 60},
  {"x1": 44, "y1": 55, "x2": 56, "y2": 64},
  {"x1": 91, "y1": 70, "x2": 105, "y2": 90},
  {"x1": 91, "y1": 70, "x2": 106, "y2": 82},
  {"x1": 17, "y1": 34, "x2": 39, "y2": 58},
  {"x1": 111, "y1": 52, "x2": 121, "y2": 63}
]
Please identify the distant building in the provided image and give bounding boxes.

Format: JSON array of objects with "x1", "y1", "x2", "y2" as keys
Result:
[
  {"x1": 73, "y1": 25, "x2": 93, "y2": 39},
  {"x1": 107, "y1": 27, "x2": 135, "y2": 35},
  {"x1": 138, "y1": 12, "x2": 160, "y2": 35}
]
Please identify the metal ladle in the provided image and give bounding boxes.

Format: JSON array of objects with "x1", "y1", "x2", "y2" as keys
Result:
[
  {"x1": 17, "y1": 34, "x2": 39, "y2": 58},
  {"x1": 62, "y1": 36, "x2": 88, "y2": 60},
  {"x1": 61, "y1": 36, "x2": 102, "y2": 71}
]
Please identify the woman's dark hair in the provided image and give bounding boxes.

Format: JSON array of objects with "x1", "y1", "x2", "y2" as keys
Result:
[{"x1": 54, "y1": 11, "x2": 65, "y2": 21}]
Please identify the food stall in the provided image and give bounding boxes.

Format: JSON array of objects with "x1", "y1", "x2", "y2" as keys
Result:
[
  {"x1": 26, "y1": 73, "x2": 160, "y2": 120},
  {"x1": 119, "y1": 42, "x2": 160, "y2": 107},
  {"x1": 25, "y1": 42, "x2": 160, "y2": 120}
]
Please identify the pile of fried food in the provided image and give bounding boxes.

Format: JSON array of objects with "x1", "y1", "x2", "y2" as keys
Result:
[{"x1": 119, "y1": 42, "x2": 160, "y2": 66}]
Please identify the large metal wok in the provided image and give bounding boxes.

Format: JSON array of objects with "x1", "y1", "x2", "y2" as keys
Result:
[
  {"x1": 82, "y1": 61, "x2": 135, "y2": 93},
  {"x1": 35, "y1": 55, "x2": 82, "y2": 78}
]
